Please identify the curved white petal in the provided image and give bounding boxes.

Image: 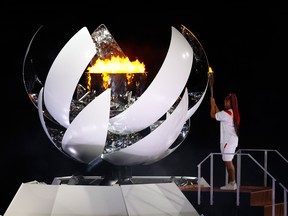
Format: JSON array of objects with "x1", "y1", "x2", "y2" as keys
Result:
[
  {"x1": 149, "y1": 75, "x2": 210, "y2": 165},
  {"x1": 146, "y1": 83, "x2": 209, "y2": 165},
  {"x1": 143, "y1": 141, "x2": 182, "y2": 165},
  {"x1": 102, "y1": 89, "x2": 189, "y2": 166},
  {"x1": 62, "y1": 89, "x2": 111, "y2": 164},
  {"x1": 38, "y1": 88, "x2": 60, "y2": 149},
  {"x1": 109, "y1": 26, "x2": 193, "y2": 134},
  {"x1": 43, "y1": 27, "x2": 96, "y2": 128},
  {"x1": 186, "y1": 81, "x2": 209, "y2": 120},
  {"x1": 144, "y1": 82, "x2": 210, "y2": 165}
]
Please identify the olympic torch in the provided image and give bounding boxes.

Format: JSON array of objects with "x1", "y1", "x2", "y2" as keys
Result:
[{"x1": 208, "y1": 66, "x2": 214, "y2": 97}]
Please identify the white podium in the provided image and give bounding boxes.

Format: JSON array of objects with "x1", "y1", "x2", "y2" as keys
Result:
[{"x1": 4, "y1": 182, "x2": 200, "y2": 216}]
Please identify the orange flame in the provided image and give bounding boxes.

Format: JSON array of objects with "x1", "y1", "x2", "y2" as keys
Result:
[
  {"x1": 86, "y1": 56, "x2": 146, "y2": 90},
  {"x1": 87, "y1": 56, "x2": 145, "y2": 74},
  {"x1": 208, "y1": 66, "x2": 213, "y2": 74}
]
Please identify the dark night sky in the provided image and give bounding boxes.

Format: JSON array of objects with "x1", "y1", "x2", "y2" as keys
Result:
[{"x1": 1, "y1": 5, "x2": 287, "y2": 214}]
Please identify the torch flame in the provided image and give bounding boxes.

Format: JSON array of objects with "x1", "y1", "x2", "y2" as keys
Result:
[
  {"x1": 87, "y1": 56, "x2": 145, "y2": 74},
  {"x1": 86, "y1": 56, "x2": 146, "y2": 90},
  {"x1": 208, "y1": 66, "x2": 214, "y2": 97},
  {"x1": 208, "y1": 66, "x2": 213, "y2": 74}
]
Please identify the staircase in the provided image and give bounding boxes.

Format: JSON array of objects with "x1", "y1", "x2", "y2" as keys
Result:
[
  {"x1": 187, "y1": 149, "x2": 288, "y2": 216},
  {"x1": 180, "y1": 185, "x2": 287, "y2": 216},
  {"x1": 248, "y1": 185, "x2": 286, "y2": 216}
]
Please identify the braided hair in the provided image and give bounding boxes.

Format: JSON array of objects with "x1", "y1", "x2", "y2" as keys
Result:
[{"x1": 226, "y1": 93, "x2": 240, "y2": 136}]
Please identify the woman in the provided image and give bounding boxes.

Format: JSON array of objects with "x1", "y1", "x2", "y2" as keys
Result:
[{"x1": 210, "y1": 93, "x2": 240, "y2": 190}]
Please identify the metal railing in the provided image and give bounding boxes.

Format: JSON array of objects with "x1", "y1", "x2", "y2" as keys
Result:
[
  {"x1": 279, "y1": 182, "x2": 288, "y2": 216},
  {"x1": 197, "y1": 150, "x2": 288, "y2": 216},
  {"x1": 236, "y1": 149, "x2": 288, "y2": 187}
]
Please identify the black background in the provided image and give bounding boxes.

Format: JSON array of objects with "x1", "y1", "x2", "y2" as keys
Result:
[{"x1": 1, "y1": 4, "x2": 287, "y2": 214}]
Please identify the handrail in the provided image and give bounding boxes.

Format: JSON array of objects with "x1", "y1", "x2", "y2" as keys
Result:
[
  {"x1": 197, "y1": 152, "x2": 286, "y2": 216},
  {"x1": 237, "y1": 149, "x2": 288, "y2": 164},
  {"x1": 236, "y1": 149, "x2": 288, "y2": 187}
]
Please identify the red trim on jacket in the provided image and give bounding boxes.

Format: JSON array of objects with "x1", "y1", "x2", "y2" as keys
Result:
[{"x1": 224, "y1": 110, "x2": 232, "y2": 116}]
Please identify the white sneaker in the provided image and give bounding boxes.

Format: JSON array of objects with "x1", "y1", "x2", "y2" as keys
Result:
[{"x1": 220, "y1": 182, "x2": 237, "y2": 190}]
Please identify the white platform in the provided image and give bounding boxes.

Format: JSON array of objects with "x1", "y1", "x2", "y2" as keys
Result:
[{"x1": 4, "y1": 182, "x2": 200, "y2": 216}]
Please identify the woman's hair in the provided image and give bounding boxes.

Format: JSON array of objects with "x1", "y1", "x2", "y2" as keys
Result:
[{"x1": 226, "y1": 93, "x2": 240, "y2": 136}]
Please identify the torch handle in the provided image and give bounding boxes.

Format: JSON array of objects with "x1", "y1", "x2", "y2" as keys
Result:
[
  {"x1": 208, "y1": 73, "x2": 214, "y2": 97},
  {"x1": 210, "y1": 85, "x2": 214, "y2": 97}
]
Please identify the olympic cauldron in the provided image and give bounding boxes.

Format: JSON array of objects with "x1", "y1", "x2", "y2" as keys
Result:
[{"x1": 23, "y1": 24, "x2": 209, "y2": 167}]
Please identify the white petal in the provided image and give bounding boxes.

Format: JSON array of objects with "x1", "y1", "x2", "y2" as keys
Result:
[
  {"x1": 186, "y1": 81, "x2": 209, "y2": 120},
  {"x1": 44, "y1": 27, "x2": 96, "y2": 128},
  {"x1": 103, "y1": 89, "x2": 189, "y2": 166},
  {"x1": 109, "y1": 26, "x2": 193, "y2": 134},
  {"x1": 62, "y1": 89, "x2": 111, "y2": 163}
]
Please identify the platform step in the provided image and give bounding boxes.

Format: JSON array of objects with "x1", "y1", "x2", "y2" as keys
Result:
[{"x1": 180, "y1": 185, "x2": 286, "y2": 216}]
